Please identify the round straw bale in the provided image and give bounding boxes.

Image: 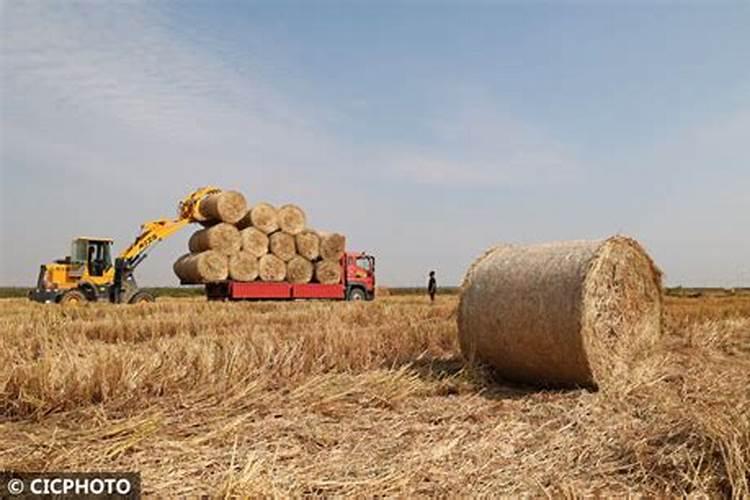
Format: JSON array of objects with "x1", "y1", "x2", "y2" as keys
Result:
[
  {"x1": 228, "y1": 251, "x2": 259, "y2": 282},
  {"x1": 319, "y1": 232, "x2": 346, "y2": 261},
  {"x1": 277, "y1": 204, "x2": 306, "y2": 235},
  {"x1": 198, "y1": 190, "x2": 248, "y2": 224},
  {"x1": 315, "y1": 259, "x2": 342, "y2": 285},
  {"x1": 458, "y1": 236, "x2": 662, "y2": 389},
  {"x1": 287, "y1": 255, "x2": 314, "y2": 284},
  {"x1": 269, "y1": 231, "x2": 296, "y2": 262},
  {"x1": 258, "y1": 254, "x2": 286, "y2": 282},
  {"x1": 238, "y1": 202, "x2": 278, "y2": 234},
  {"x1": 240, "y1": 227, "x2": 269, "y2": 258},
  {"x1": 188, "y1": 223, "x2": 241, "y2": 255},
  {"x1": 295, "y1": 230, "x2": 320, "y2": 261},
  {"x1": 173, "y1": 250, "x2": 228, "y2": 283}
]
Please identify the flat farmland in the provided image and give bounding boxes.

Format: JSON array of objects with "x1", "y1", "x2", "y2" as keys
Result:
[{"x1": 1, "y1": 294, "x2": 748, "y2": 496}]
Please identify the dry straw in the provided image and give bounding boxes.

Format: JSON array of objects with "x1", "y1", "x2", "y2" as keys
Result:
[
  {"x1": 173, "y1": 251, "x2": 229, "y2": 283},
  {"x1": 197, "y1": 191, "x2": 248, "y2": 224},
  {"x1": 319, "y1": 232, "x2": 346, "y2": 261},
  {"x1": 239, "y1": 202, "x2": 278, "y2": 234},
  {"x1": 458, "y1": 236, "x2": 662, "y2": 389},
  {"x1": 269, "y1": 232, "x2": 296, "y2": 262},
  {"x1": 286, "y1": 256, "x2": 314, "y2": 284},
  {"x1": 188, "y1": 223, "x2": 241, "y2": 256},
  {"x1": 315, "y1": 260, "x2": 342, "y2": 285},
  {"x1": 228, "y1": 251, "x2": 259, "y2": 282},
  {"x1": 258, "y1": 254, "x2": 286, "y2": 282},
  {"x1": 240, "y1": 227, "x2": 269, "y2": 258},
  {"x1": 277, "y1": 204, "x2": 306, "y2": 235},
  {"x1": 295, "y1": 230, "x2": 320, "y2": 261}
]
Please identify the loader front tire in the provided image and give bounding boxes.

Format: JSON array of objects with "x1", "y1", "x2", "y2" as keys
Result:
[{"x1": 128, "y1": 291, "x2": 155, "y2": 304}]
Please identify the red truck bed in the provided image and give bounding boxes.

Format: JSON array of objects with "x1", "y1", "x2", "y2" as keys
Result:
[{"x1": 205, "y1": 281, "x2": 346, "y2": 300}]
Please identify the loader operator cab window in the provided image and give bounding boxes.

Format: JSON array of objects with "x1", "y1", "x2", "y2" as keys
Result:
[
  {"x1": 87, "y1": 241, "x2": 112, "y2": 277},
  {"x1": 71, "y1": 239, "x2": 111, "y2": 277}
]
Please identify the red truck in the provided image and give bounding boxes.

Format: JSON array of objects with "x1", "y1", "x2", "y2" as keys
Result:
[{"x1": 205, "y1": 251, "x2": 376, "y2": 301}]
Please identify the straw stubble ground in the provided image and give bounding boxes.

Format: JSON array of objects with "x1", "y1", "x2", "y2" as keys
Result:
[{"x1": 0, "y1": 295, "x2": 748, "y2": 496}]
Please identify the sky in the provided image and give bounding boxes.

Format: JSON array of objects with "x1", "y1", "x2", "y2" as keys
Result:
[{"x1": 1, "y1": 1, "x2": 749, "y2": 287}]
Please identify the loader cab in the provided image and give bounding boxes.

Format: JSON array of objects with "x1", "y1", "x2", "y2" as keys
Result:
[{"x1": 72, "y1": 237, "x2": 113, "y2": 278}]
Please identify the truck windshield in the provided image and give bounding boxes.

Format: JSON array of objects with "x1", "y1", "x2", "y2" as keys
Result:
[{"x1": 356, "y1": 258, "x2": 371, "y2": 271}]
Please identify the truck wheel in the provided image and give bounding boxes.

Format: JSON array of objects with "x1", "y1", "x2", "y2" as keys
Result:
[
  {"x1": 128, "y1": 291, "x2": 155, "y2": 304},
  {"x1": 59, "y1": 289, "x2": 86, "y2": 305},
  {"x1": 347, "y1": 288, "x2": 366, "y2": 301}
]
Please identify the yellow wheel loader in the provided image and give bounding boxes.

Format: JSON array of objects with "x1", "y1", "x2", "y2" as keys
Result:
[{"x1": 29, "y1": 187, "x2": 220, "y2": 304}]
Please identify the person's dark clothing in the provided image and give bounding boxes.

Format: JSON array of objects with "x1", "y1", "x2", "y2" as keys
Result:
[{"x1": 428, "y1": 276, "x2": 437, "y2": 302}]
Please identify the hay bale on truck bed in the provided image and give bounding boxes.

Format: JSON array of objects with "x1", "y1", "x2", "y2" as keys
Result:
[
  {"x1": 240, "y1": 227, "x2": 269, "y2": 258},
  {"x1": 319, "y1": 232, "x2": 346, "y2": 261},
  {"x1": 287, "y1": 255, "x2": 314, "y2": 284},
  {"x1": 238, "y1": 202, "x2": 278, "y2": 234},
  {"x1": 228, "y1": 251, "x2": 259, "y2": 282},
  {"x1": 458, "y1": 236, "x2": 662, "y2": 389},
  {"x1": 277, "y1": 204, "x2": 306, "y2": 235},
  {"x1": 197, "y1": 190, "x2": 247, "y2": 224},
  {"x1": 188, "y1": 223, "x2": 241, "y2": 255},
  {"x1": 258, "y1": 254, "x2": 286, "y2": 282},
  {"x1": 269, "y1": 231, "x2": 296, "y2": 262},
  {"x1": 315, "y1": 259, "x2": 342, "y2": 285},
  {"x1": 295, "y1": 230, "x2": 320, "y2": 261},
  {"x1": 173, "y1": 251, "x2": 229, "y2": 283}
]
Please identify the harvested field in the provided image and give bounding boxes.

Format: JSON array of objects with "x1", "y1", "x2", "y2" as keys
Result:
[{"x1": 0, "y1": 295, "x2": 748, "y2": 497}]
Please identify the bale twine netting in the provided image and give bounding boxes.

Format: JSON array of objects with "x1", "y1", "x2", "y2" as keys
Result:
[
  {"x1": 315, "y1": 259, "x2": 342, "y2": 285},
  {"x1": 188, "y1": 223, "x2": 241, "y2": 255},
  {"x1": 173, "y1": 251, "x2": 229, "y2": 284},
  {"x1": 458, "y1": 236, "x2": 663, "y2": 389},
  {"x1": 295, "y1": 230, "x2": 320, "y2": 261},
  {"x1": 197, "y1": 190, "x2": 248, "y2": 224},
  {"x1": 269, "y1": 231, "x2": 296, "y2": 262},
  {"x1": 287, "y1": 255, "x2": 314, "y2": 284},
  {"x1": 228, "y1": 251, "x2": 259, "y2": 282},
  {"x1": 240, "y1": 227, "x2": 269, "y2": 258},
  {"x1": 319, "y1": 232, "x2": 346, "y2": 261},
  {"x1": 239, "y1": 202, "x2": 278, "y2": 234},
  {"x1": 259, "y1": 254, "x2": 286, "y2": 282},
  {"x1": 277, "y1": 204, "x2": 306, "y2": 235}
]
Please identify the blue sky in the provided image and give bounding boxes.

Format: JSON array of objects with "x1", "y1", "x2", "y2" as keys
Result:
[{"x1": 1, "y1": 1, "x2": 749, "y2": 286}]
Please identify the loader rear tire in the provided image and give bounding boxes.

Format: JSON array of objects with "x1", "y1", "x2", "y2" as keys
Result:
[
  {"x1": 59, "y1": 289, "x2": 86, "y2": 305},
  {"x1": 128, "y1": 291, "x2": 155, "y2": 304}
]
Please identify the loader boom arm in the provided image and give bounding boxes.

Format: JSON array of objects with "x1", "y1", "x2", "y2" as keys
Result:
[{"x1": 117, "y1": 186, "x2": 220, "y2": 268}]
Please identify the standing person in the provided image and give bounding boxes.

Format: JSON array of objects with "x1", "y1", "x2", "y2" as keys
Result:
[{"x1": 427, "y1": 271, "x2": 437, "y2": 303}]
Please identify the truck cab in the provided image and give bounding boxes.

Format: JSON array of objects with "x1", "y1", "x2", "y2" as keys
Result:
[{"x1": 344, "y1": 252, "x2": 376, "y2": 300}]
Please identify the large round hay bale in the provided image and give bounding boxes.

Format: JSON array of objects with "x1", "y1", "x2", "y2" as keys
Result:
[
  {"x1": 295, "y1": 230, "x2": 320, "y2": 261},
  {"x1": 458, "y1": 236, "x2": 662, "y2": 389},
  {"x1": 277, "y1": 204, "x2": 306, "y2": 235},
  {"x1": 315, "y1": 259, "x2": 342, "y2": 285},
  {"x1": 287, "y1": 255, "x2": 314, "y2": 284},
  {"x1": 240, "y1": 227, "x2": 269, "y2": 258},
  {"x1": 258, "y1": 254, "x2": 286, "y2": 282},
  {"x1": 269, "y1": 231, "x2": 296, "y2": 262},
  {"x1": 228, "y1": 251, "x2": 259, "y2": 282},
  {"x1": 173, "y1": 251, "x2": 229, "y2": 283},
  {"x1": 188, "y1": 223, "x2": 241, "y2": 255},
  {"x1": 238, "y1": 202, "x2": 278, "y2": 234},
  {"x1": 319, "y1": 232, "x2": 346, "y2": 261},
  {"x1": 198, "y1": 190, "x2": 248, "y2": 224}
]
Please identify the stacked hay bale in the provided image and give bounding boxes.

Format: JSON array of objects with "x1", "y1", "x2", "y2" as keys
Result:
[{"x1": 173, "y1": 190, "x2": 347, "y2": 285}]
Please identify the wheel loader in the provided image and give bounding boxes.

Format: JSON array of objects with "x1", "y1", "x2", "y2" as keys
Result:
[{"x1": 29, "y1": 187, "x2": 220, "y2": 305}]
